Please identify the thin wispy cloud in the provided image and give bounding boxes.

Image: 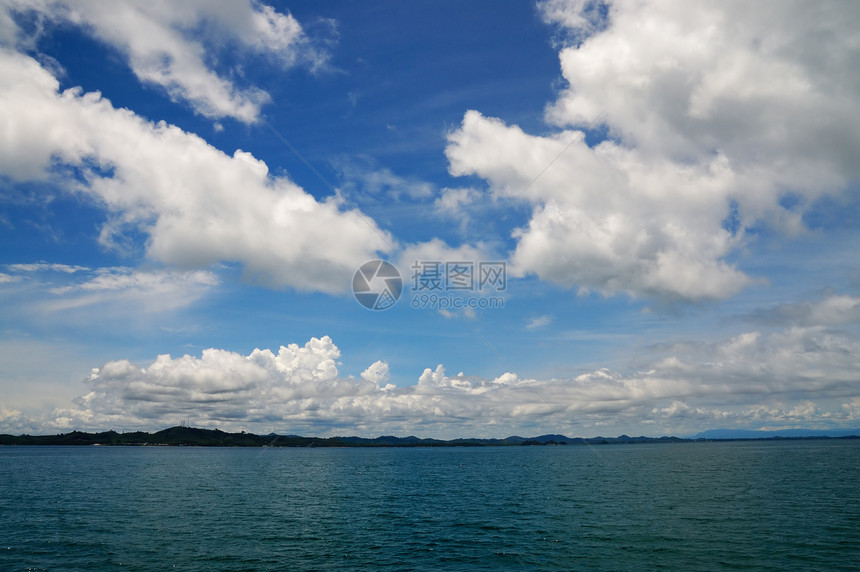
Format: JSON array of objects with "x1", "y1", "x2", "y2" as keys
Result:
[{"x1": 526, "y1": 315, "x2": 553, "y2": 330}]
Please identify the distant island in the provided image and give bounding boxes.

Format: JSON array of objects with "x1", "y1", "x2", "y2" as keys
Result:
[{"x1": 1, "y1": 426, "x2": 859, "y2": 447}]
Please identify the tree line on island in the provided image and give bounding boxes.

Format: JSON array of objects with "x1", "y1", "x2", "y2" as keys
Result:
[{"x1": 1, "y1": 425, "x2": 858, "y2": 447}]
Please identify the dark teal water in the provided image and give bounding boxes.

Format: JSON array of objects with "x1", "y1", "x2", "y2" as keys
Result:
[{"x1": 1, "y1": 440, "x2": 858, "y2": 571}]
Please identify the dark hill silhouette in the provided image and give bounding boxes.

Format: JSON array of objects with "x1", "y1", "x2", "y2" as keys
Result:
[{"x1": 1, "y1": 426, "x2": 857, "y2": 447}]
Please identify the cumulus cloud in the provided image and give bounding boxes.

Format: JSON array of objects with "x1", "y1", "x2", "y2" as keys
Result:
[
  {"x1": 2, "y1": 0, "x2": 328, "y2": 123},
  {"x1": 544, "y1": 0, "x2": 860, "y2": 179},
  {"x1": 0, "y1": 48, "x2": 391, "y2": 293},
  {"x1": 446, "y1": 0, "x2": 860, "y2": 302},
  {"x1": 360, "y1": 360, "x2": 393, "y2": 389},
  {"x1": 47, "y1": 336, "x2": 387, "y2": 432},
  {"x1": 0, "y1": 324, "x2": 851, "y2": 437},
  {"x1": 447, "y1": 111, "x2": 753, "y2": 300}
]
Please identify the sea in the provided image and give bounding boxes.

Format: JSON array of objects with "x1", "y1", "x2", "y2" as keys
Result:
[{"x1": 1, "y1": 440, "x2": 858, "y2": 571}]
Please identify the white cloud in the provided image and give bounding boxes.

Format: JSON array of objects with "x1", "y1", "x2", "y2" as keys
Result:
[
  {"x1": 743, "y1": 294, "x2": 860, "y2": 327},
  {"x1": 1, "y1": 263, "x2": 218, "y2": 318},
  {"x1": 539, "y1": 0, "x2": 603, "y2": 34},
  {"x1": 0, "y1": 49, "x2": 391, "y2": 293},
  {"x1": 434, "y1": 187, "x2": 480, "y2": 217},
  {"x1": 433, "y1": 187, "x2": 482, "y2": 233},
  {"x1": 43, "y1": 267, "x2": 219, "y2": 313},
  {"x1": 445, "y1": 1, "x2": 860, "y2": 302},
  {"x1": 438, "y1": 307, "x2": 476, "y2": 320},
  {"x1": 545, "y1": 0, "x2": 860, "y2": 179},
  {"x1": 447, "y1": 111, "x2": 752, "y2": 300},
  {"x1": 6, "y1": 262, "x2": 89, "y2": 273},
  {"x1": 0, "y1": 322, "x2": 853, "y2": 436},
  {"x1": 396, "y1": 238, "x2": 493, "y2": 276},
  {"x1": 360, "y1": 360, "x2": 393, "y2": 389},
  {"x1": 338, "y1": 162, "x2": 435, "y2": 202},
  {"x1": 49, "y1": 267, "x2": 212, "y2": 294},
  {"x1": 526, "y1": 315, "x2": 553, "y2": 330},
  {"x1": 3, "y1": 0, "x2": 327, "y2": 123}
]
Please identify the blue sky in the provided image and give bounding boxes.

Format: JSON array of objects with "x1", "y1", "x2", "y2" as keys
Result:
[{"x1": 1, "y1": 0, "x2": 859, "y2": 438}]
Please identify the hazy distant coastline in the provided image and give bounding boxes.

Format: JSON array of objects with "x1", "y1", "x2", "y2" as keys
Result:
[{"x1": 2, "y1": 426, "x2": 859, "y2": 447}]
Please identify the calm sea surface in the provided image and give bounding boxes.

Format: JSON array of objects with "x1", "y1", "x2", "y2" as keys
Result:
[{"x1": 1, "y1": 440, "x2": 858, "y2": 571}]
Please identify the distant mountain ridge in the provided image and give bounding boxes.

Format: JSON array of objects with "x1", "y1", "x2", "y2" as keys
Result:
[
  {"x1": 694, "y1": 428, "x2": 860, "y2": 439},
  {"x1": 1, "y1": 425, "x2": 859, "y2": 447}
]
